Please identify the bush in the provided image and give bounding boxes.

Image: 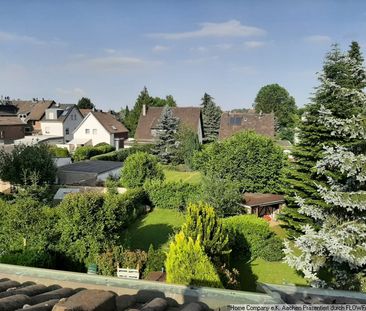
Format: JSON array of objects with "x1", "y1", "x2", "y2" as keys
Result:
[
  {"x1": 121, "y1": 152, "x2": 164, "y2": 188},
  {"x1": 90, "y1": 144, "x2": 154, "y2": 162},
  {"x1": 49, "y1": 146, "x2": 69, "y2": 157},
  {"x1": 144, "y1": 244, "x2": 167, "y2": 277},
  {"x1": 223, "y1": 215, "x2": 284, "y2": 261},
  {"x1": 0, "y1": 249, "x2": 56, "y2": 268},
  {"x1": 182, "y1": 202, "x2": 230, "y2": 259},
  {"x1": 144, "y1": 180, "x2": 201, "y2": 211},
  {"x1": 73, "y1": 144, "x2": 115, "y2": 161},
  {"x1": 165, "y1": 231, "x2": 223, "y2": 288},
  {"x1": 201, "y1": 176, "x2": 242, "y2": 217},
  {"x1": 193, "y1": 131, "x2": 284, "y2": 193}
]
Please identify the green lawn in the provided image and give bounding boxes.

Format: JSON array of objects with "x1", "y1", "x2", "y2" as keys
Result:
[
  {"x1": 122, "y1": 208, "x2": 185, "y2": 251},
  {"x1": 232, "y1": 257, "x2": 308, "y2": 292},
  {"x1": 163, "y1": 169, "x2": 202, "y2": 184}
]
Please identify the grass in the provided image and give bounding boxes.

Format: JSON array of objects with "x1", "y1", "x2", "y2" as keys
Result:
[
  {"x1": 122, "y1": 208, "x2": 185, "y2": 251},
  {"x1": 231, "y1": 257, "x2": 308, "y2": 291},
  {"x1": 163, "y1": 169, "x2": 202, "y2": 185}
]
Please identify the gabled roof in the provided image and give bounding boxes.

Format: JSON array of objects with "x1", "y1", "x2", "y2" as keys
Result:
[
  {"x1": 135, "y1": 106, "x2": 201, "y2": 141},
  {"x1": 12, "y1": 100, "x2": 54, "y2": 121},
  {"x1": 41, "y1": 104, "x2": 81, "y2": 123},
  {"x1": 219, "y1": 112, "x2": 275, "y2": 140},
  {"x1": 79, "y1": 109, "x2": 92, "y2": 117},
  {"x1": 74, "y1": 111, "x2": 128, "y2": 135}
]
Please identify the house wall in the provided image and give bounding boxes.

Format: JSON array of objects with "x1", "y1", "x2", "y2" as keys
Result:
[
  {"x1": 63, "y1": 107, "x2": 84, "y2": 142},
  {"x1": 0, "y1": 125, "x2": 25, "y2": 142},
  {"x1": 73, "y1": 114, "x2": 111, "y2": 146},
  {"x1": 41, "y1": 121, "x2": 63, "y2": 136},
  {"x1": 97, "y1": 167, "x2": 122, "y2": 182},
  {"x1": 57, "y1": 171, "x2": 97, "y2": 186}
]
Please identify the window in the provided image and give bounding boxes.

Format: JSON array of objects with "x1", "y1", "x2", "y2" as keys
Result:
[
  {"x1": 65, "y1": 128, "x2": 69, "y2": 135},
  {"x1": 85, "y1": 129, "x2": 90, "y2": 134},
  {"x1": 229, "y1": 116, "x2": 242, "y2": 125},
  {"x1": 92, "y1": 129, "x2": 97, "y2": 135}
]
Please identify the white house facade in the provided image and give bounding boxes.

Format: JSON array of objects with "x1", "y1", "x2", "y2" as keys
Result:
[
  {"x1": 69, "y1": 111, "x2": 129, "y2": 151},
  {"x1": 40, "y1": 105, "x2": 83, "y2": 142}
]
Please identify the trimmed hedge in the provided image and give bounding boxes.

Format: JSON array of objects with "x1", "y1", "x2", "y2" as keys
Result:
[
  {"x1": 49, "y1": 146, "x2": 69, "y2": 157},
  {"x1": 144, "y1": 179, "x2": 202, "y2": 211},
  {"x1": 223, "y1": 215, "x2": 284, "y2": 261},
  {"x1": 73, "y1": 144, "x2": 115, "y2": 161},
  {"x1": 90, "y1": 144, "x2": 154, "y2": 162}
]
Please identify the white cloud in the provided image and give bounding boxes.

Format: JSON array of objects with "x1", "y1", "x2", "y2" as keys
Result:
[
  {"x1": 87, "y1": 56, "x2": 144, "y2": 69},
  {"x1": 0, "y1": 31, "x2": 45, "y2": 45},
  {"x1": 215, "y1": 43, "x2": 233, "y2": 50},
  {"x1": 56, "y1": 87, "x2": 86, "y2": 99},
  {"x1": 304, "y1": 35, "x2": 332, "y2": 44},
  {"x1": 104, "y1": 48, "x2": 117, "y2": 54},
  {"x1": 148, "y1": 20, "x2": 266, "y2": 40},
  {"x1": 243, "y1": 41, "x2": 267, "y2": 49},
  {"x1": 190, "y1": 46, "x2": 208, "y2": 53},
  {"x1": 152, "y1": 45, "x2": 170, "y2": 52}
]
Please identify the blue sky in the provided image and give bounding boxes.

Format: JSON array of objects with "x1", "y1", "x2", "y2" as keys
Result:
[{"x1": 0, "y1": 0, "x2": 365, "y2": 111}]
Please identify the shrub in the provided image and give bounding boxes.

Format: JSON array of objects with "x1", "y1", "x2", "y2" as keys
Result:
[
  {"x1": 0, "y1": 249, "x2": 56, "y2": 268},
  {"x1": 165, "y1": 231, "x2": 223, "y2": 288},
  {"x1": 90, "y1": 144, "x2": 154, "y2": 162},
  {"x1": 182, "y1": 202, "x2": 230, "y2": 259},
  {"x1": 73, "y1": 144, "x2": 115, "y2": 161},
  {"x1": 201, "y1": 176, "x2": 242, "y2": 217},
  {"x1": 223, "y1": 215, "x2": 284, "y2": 261},
  {"x1": 144, "y1": 180, "x2": 201, "y2": 211},
  {"x1": 121, "y1": 152, "x2": 164, "y2": 188},
  {"x1": 144, "y1": 244, "x2": 167, "y2": 277},
  {"x1": 49, "y1": 146, "x2": 69, "y2": 157},
  {"x1": 193, "y1": 131, "x2": 284, "y2": 193},
  {"x1": 91, "y1": 151, "x2": 118, "y2": 161}
]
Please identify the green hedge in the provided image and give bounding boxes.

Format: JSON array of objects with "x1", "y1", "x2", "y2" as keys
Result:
[
  {"x1": 49, "y1": 146, "x2": 69, "y2": 157},
  {"x1": 144, "y1": 179, "x2": 202, "y2": 211},
  {"x1": 223, "y1": 215, "x2": 284, "y2": 261},
  {"x1": 73, "y1": 144, "x2": 115, "y2": 161},
  {"x1": 90, "y1": 144, "x2": 154, "y2": 162},
  {"x1": 0, "y1": 249, "x2": 56, "y2": 269}
]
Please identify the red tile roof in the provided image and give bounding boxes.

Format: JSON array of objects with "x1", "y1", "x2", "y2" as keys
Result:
[
  {"x1": 135, "y1": 107, "x2": 201, "y2": 141},
  {"x1": 0, "y1": 116, "x2": 26, "y2": 126},
  {"x1": 12, "y1": 100, "x2": 54, "y2": 121},
  {"x1": 219, "y1": 112, "x2": 275, "y2": 140},
  {"x1": 91, "y1": 111, "x2": 128, "y2": 134}
]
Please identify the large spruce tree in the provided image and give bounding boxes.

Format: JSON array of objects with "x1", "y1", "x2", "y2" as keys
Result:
[
  {"x1": 200, "y1": 93, "x2": 222, "y2": 143},
  {"x1": 153, "y1": 106, "x2": 180, "y2": 164},
  {"x1": 285, "y1": 105, "x2": 366, "y2": 289},
  {"x1": 279, "y1": 43, "x2": 366, "y2": 237}
]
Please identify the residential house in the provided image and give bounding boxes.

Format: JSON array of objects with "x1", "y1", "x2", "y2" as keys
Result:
[
  {"x1": 12, "y1": 99, "x2": 55, "y2": 134},
  {"x1": 0, "y1": 104, "x2": 25, "y2": 143},
  {"x1": 40, "y1": 103, "x2": 83, "y2": 143},
  {"x1": 69, "y1": 111, "x2": 128, "y2": 150},
  {"x1": 79, "y1": 109, "x2": 92, "y2": 117},
  {"x1": 218, "y1": 112, "x2": 275, "y2": 140},
  {"x1": 135, "y1": 105, "x2": 203, "y2": 143}
]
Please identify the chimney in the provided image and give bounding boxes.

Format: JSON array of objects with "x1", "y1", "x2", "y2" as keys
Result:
[{"x1": 142, "y1": 104, "x2": 147, "y2": 116}]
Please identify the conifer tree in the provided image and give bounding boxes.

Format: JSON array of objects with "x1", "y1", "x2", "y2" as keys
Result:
[
  {"x1": 200, "y1": 93, "x2": 222, "y2": 143},
  {"x1": 181, "y1": 202, "x2": 230, "y2": 259},
  {"x1": 279, "y1": 43, "x2": 366, "y2": 237},
  {"x1": 153, "y1": 106, "x2": 180, "y2": 164},
  {"x1": 124, "y1": 87, "x2": 154, "y2": 136},
  {"x1": 285, "y1": 110, "x2": 366, "y2": 289},
  {"x1": 165, "y1": 231, "x2": 223, "y2": 288}
]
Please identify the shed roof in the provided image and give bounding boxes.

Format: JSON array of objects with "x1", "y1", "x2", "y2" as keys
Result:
[
  {"x1": 219, "y1": 112, "x2": 275, "y2": 140},
  {"x1": 58, "y1": 160, "x2": 123, "y2": 174},
  {"x1": 135, "y1": 107, "x2": 201, "y2": 141},
  {"x1": 243, "y1": 193, "x2": 285, "y2": 207}
]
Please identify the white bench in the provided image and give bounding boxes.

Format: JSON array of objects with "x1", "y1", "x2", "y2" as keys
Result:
[{"x1": 117, "y1": 267, "x2": 139, "y2": 279}]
